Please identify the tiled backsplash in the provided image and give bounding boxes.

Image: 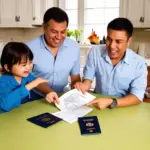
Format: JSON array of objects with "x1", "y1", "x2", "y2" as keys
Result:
[
  {"x1": 0, "y1": 28, "x2": 43, "y2": 61},
  {"x1": 0, "y1": 28, "x2": 42, "y2": 44}
]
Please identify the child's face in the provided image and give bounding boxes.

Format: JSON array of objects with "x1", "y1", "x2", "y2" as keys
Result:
[{"x1": 11, "y1": 58, "x2": 33, "y2": 79}]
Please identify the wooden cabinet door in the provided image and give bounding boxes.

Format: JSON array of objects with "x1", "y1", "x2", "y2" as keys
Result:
[
  {"x1": 32, "y1": 0, "x2": 44, "y2": 25},
  {"x1": 143, "y1": 0, "x2": 150, "y2": 27},
  {"x1": 0, "y1": 0, "x2": 17, "y2": 27},
  {"x1": 31, "y1": 0, "x2": 57, "y2": 26},
  {"x1": 126, "y1": 0, "x2": 144, "y2": 27},
  {"x1": 17, "y1": 0, "x2": 32, "y2": 27},
  {"x1": 44, "y1": 0, "x2": 57, "y2": 11}
]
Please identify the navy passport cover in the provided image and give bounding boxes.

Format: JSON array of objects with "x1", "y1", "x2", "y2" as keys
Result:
[
  {"x1": 78, "y1": 116, "x2": 101, "y2": 135},
  {"x1": 27, "y1": 112, "x2": 62, "y2": 128}
]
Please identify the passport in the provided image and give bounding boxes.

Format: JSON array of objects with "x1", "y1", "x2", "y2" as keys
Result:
[
  {"x1": 27, "y1": 112, "x2": 62, "y2": 128},
  {"x1": 78, "y1": 116, "x2": 101, "y2": 135}
]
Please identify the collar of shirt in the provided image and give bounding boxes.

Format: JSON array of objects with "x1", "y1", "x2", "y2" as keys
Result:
[
  {"x1": 3, "y1": 74, "x2": 20, "y2": 86},
  {"x1": 40, "y1": 34, "x2": 68, "y2": 52},
  {"x1": 122, "y1": 49, "x2": 130, "y2": 65},
  {"x1": 102, "y1": 48, "x2": 130, "y2": 65},
  {"x1": 3, "y1": 74, "x2": 27, "y2": 86}
]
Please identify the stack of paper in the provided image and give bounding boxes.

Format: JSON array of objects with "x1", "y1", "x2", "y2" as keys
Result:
[{"x1": 53, "y1": 89, "x2": 96, "y2": 124}]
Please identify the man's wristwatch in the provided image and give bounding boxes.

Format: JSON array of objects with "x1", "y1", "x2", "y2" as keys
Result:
[{"x1": 108, "y1": 98, "x2": 118, "y2": 109}]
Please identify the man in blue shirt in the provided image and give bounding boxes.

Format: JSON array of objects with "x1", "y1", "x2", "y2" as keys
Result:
[
  {"x1": 27, "y1": 7, "x2": 80, "y2": 95},
  {"x1": 75, "y1": 18, "x2": 147, "y2": 109}
]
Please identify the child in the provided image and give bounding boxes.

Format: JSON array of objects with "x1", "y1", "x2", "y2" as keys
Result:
[{"x1": 0, "y1": 42, "x2": 58, "y2": 113}]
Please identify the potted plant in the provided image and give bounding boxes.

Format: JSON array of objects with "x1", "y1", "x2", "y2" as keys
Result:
[
  {"x1": 72, "y1": 29, "x2": 83, "y2": 43},
  {"x1": 66, "y1": 29, "x2": 73, "y2": 37}
]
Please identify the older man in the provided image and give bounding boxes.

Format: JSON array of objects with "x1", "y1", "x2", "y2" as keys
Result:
[{"x1": 27, "y1": 7, "x2": 81, "y2": 97}]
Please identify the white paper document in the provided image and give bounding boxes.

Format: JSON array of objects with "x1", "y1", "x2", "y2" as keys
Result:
[
  {"x1": 53, "y1": 106, "x2": 93, "y2": 124},
  {"x1": 53, "y1": 89, "x2": 95, "y2": 123},
  {"x1": 55, "y1": 89, "x2": 96, "y2": 112}
]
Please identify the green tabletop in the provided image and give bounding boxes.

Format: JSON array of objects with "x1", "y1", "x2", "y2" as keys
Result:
[{"x1": 0, "y1": 94, "x2": 150, "y2": 150}]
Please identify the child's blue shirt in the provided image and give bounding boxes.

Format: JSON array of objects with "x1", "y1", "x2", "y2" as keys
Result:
[{"x1": 0, "y1": 73, "x2": 36, "y2": 113}]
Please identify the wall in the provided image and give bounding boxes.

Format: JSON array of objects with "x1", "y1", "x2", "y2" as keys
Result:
[
  {"x1": 133, "y1": 28, "x2": 150, "y2": 42},
  {"x1": 0, "y1": 28, "x2": 43, "y2": 62},
  {"x1": 0, "y1": 28, "x2": 42, "y2": 44},
  {"x1": 131, "y1": 29, "x2": 150, "y2": 57}
]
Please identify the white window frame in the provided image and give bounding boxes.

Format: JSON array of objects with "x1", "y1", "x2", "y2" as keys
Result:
[
  {"x1": 59, "y1": 0, "x2": 120, "y2": 42},
  {"x1": 59, "y1": 0, "x2": 84, "y2": 41}
]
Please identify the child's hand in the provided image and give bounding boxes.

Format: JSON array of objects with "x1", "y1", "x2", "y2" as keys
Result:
[
  {"x1": 25, "y1": 78, "x2": 49, "y2": 90},
  {"x1": 45, "y1": 92, "x2": 59, "y2": 104},
  {"x1": 32, "y1": 78, "x2": 50, "y2": 87}
]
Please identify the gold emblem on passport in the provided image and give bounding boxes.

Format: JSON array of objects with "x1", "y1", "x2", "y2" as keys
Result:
[
  {"x1": 41, "y1": 117, "x2": 51, "y2": 122},
  {"x1": 86, "y1": 122, "x2": 94, "y2": 127},
  {"x1": 89, "y1": 129, "x2": 94, "y2": 132}
]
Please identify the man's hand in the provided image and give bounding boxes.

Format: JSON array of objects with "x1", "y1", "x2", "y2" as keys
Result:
[
  {"x1": 45, "y1": 92, "x2": 59, "y2": 104},
  {"x1": 86, "y1": 98, "x2": 113, "y2": 110},
  {"x1": 74, "y1": 82, "x2": 88, "y2": 94}
]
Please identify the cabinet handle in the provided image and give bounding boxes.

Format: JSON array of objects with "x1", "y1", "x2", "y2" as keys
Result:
[
  {"x1": 15, "y1": 16, "x2": 18, "y2": 22},
  {"x1": 139, "y1": 17, "x2": 143, "y2": 22},
  {"x1": 33, "y1": 17, "x2": 36, "y2": 20},
  {"x1": 142, "y1": 17, "x2": 144, "y2": 22},
  {"x1": 18, "y1": 16, "x2": 20, "y2": 22}
]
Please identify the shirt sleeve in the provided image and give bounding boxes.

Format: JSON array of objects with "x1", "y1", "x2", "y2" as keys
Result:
[
  {"x1": 70, "y1": 46, "x2": 80, "y2": 76},
  {"x1": 0, "y1": 80, "x2": 30, "y2": 112},
  {"x1": 130, "y1": 60, "x2": 147, "y2": 101},
  {"x1": 83, "y1": 47, "x2": 97, "y2": 81}
]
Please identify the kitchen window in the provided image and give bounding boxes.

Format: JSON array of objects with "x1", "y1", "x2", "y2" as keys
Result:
[{"x1": 59, "y1": 0, "x2": 120, "y2": 42}]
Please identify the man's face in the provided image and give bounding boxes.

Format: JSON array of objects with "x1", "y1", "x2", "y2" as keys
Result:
[
  {"x1": 106, "y1": 29, "x2": 132, "y2": 60},
  {"x1": 43, "y1": 19, "x2": 67, "y2": 48}
]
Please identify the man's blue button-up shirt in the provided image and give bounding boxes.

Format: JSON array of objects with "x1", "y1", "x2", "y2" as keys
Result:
[
  {"x1": 83, "y1": 45, "x2": 147, "y2": 101},
  {"x1": 27, "y1": 35, "x2": 80, "y2": 93}
]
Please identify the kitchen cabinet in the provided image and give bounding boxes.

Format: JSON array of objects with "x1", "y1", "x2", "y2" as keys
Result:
[
  {"x1": 32, "y1": 0, "x2": 43, "y2": 25},
  {"x1": 120, "y1": 0, "x2": 150, "y2": 28},
  {"x1": 0, "y1": 0, "x2": 32, "y2": 27},
  {"x1": 0, "y1": 0, "x2": 57, "y2": 27},
  {"x1": 32, "y1": 0, "x2": 58, "y2": 25}
]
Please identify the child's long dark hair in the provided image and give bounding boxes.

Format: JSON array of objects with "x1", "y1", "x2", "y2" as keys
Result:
[{"x1": 0, "y1": 42, "x2": 33, "y2": 73}]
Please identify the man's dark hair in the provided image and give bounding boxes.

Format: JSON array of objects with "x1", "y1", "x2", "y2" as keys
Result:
[
  {"x1": 107, "y1": 18, "x2": 133, "y2": 39},
  {"x1": 0, "y1": 42, "x2": 33, "y2": 73},
  {"x1": 43, "y1": 7, "x2": 69, "y2": 26}
]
